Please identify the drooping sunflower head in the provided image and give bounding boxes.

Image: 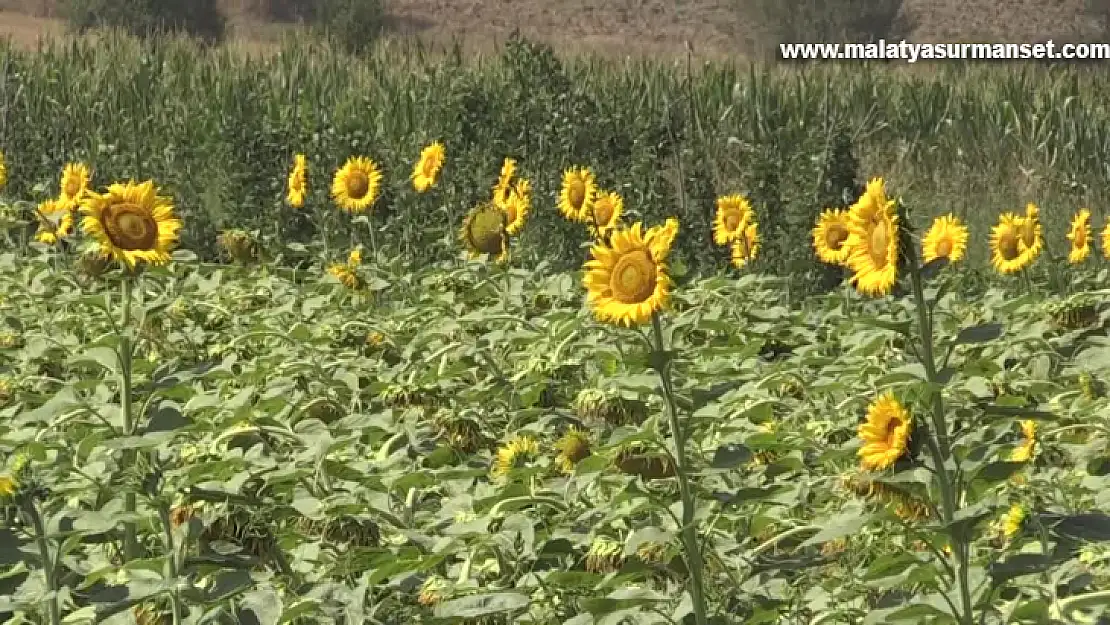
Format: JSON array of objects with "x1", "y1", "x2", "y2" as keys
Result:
[
  {"x1": 412, "y1": 141, "x2": 445, "y2": 193},
  {"x1": 585, "y1": 535, "x2": 624, "y2": 574},
  {"x1": 59, "y1": 162, "x2": 91, "y2": 207},
  {"x1": 34, "y1": 199, "x2": 73, "y2": 246},
  {"x1": 80, "y1": 180, "x2": 182, "y2": 269},
  {"x1": 813, "y1": 208, "x2": 852, "y2": 265},
  {"x1": 844, "y1": 178, "x2": 899, "y2": 297},
  {"x1": 713, "y1": 194, "x2": 752, "y2": 246},
  {"x1": 502, "y1": 178, "x2": 532, "y2": 236},
  {"x1": 327, "y1": 262, "x2": 362, "y2": 290},
  {"x1": 217, "y1": 229, "x2": 258, "y2": 263},
  {"x1": 287, "y1": 153, "x2": 307, "y2": 208},
  {"x1": 1067, "y1": 208, "x2": 1092, "y2": 264},
  {"x1": 491, "y1": 434, "x2": 540, "y2": 479},
  {"x1": 553, "y1": 427, "x2": 591, "y2": 474},
  {"x1": 460, "y1": 201, "x2": 509, "y2": 262},
  {"x1": 558, "y1": 166, "x2": 596, "y2": 222},
  {"x1": 730, "y1": 221, "x2": 760, "y2": 269},
  {"x1": 587, "y1": 190, "x2": 623, "y2": 238},
  {"x1": 921, "y1": 213, "x2": 969, "y2": 264},
  {"x1": 331, "y1": 156, "x2": 382, "y2": 213},
  {"x1": 1010, "y1": 419, "x2": 1037, "y2": 462},
  {"x1": 857, "y1": 391, "x2": 913, "y2": 471},
  {"x1": 990, "y1": 212, "x2": 1033, "y2": 275},
  {"x1": 582, "y1": 220, "x2": 675, "y2": 327}
]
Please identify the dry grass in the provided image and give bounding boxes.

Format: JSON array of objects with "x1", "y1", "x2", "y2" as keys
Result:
[{"x1": 0, "y1": 0, "x2": 1105, "y2": 59}]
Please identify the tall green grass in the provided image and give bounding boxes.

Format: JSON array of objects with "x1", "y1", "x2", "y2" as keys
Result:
[{"x1": 0, "y1": 31, "x2": 1107, "y2": 287}]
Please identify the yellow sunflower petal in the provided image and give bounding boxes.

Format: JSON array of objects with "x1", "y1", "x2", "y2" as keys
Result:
[
  {"x1": 331, "y1": 156, "x2": 382, "y2": 213},
  {"x1": 80, "y1": 180, "x2": 182, "y2": 269}
]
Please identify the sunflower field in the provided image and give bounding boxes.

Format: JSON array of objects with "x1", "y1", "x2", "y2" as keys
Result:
[{"x1": 1, "y1": 30, "x2": 1110, "y2": 625}]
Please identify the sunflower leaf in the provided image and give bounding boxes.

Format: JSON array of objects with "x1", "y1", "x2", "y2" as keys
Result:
[
  {"x1": 919, "y1": 257, "x2": 949, "y2": 280},
  {"x1": 433, "y1": 592, "x2": 531, "y2": 618},
  {"x1": 954, "y1": 323, "x2": 1003, "y2": 345}
]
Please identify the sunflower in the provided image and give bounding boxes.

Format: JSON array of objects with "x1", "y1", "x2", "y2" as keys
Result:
[
  {"x1": 0, "y1": 151, "x2": 6, "y2": 191},
  {"x1": 921, "y1": 214, "x2": 969, "y2": 264},
  {"x1": 216, "y1": 229, "x2": 257, "y2": 263},
  {"x1": 582, "y1": 220, "x2": 676, "y2": 327},
  {"x1": 554, "y1": 427, "x2": 591, "y2": 474},
  {"x1": 80, "y1": 180, "x2": 182, "y2": 269},
  {"x1": 331, "y1": 156, "x2": 382, "y2": 213},
  {"x1": 492, "y1": 157, "x2": 517, "y2": 207},
  {"x1": 502, "y1": 179, "x2": 531, "y2": 236},
  {"x1": 34, "y1": 199, "x2": 73, "y2": 245},
  {"x1": 287, "y1": 154, "x2": 307, "y2": 208},
  {"x1": 558, "y1": 166, "x2": 596, "y2": 222},
  {"x1": 1102, "y1": 218, "x2": 1110, "y2": 260},
  {"x1": 59, "y1": 162, "x2": 91, "y2": 207},
  {"x1": 812, "y1": 208, "x2": 852, "y2": 265},
  {"x1": 587, "y1": 190, "x2": 623, "y2": 238},
  {"x1": 998, "y1": 503, "x2": 1026, "y2": 541},
  {"x1": 411, "y1": 142, "x2": 445, "y2": 193},
  {"x1": 585, "y1": 536, "x2": 624, "y2": 574},
  {"x1": 990, "y1": 213, "x2": 1033, "y2": 274},
  {"x1": 460, "y1": 201, "x2": 509, "y2": 262},
  {"x1": 1067, "y1": 209, "x2": 1092, "y2": 264},
  {"x1": 0, "y1": 473, "x2": 16, "y2": 498},
  {"x1": 348, "y1": 247, "x2": 363, "y2": 266},
  {"x1": 327, "y1": 262, "x2": 361, "y2": 289},
  {"x1": 713, "y1": 194, "x2": 752, "y2": 246},
  {"x1": 857, "y1": 391, "x2": 913, "y2": 471},
  {"x1": 491, "y1": 434, "x2": 540, "y2": 478},
  {"x1": 844, "y1": 178, "x2": 899, "y2": 297},
  {"x1": 730, "y1": 221, "x2": 759, "y2": 269},
  {"x1": 1017, "y1": 202, "x2": 1043, "y2": 259},
  {"x1": 1010, "y1": 419, "x2": 1037, "y2": 462}
]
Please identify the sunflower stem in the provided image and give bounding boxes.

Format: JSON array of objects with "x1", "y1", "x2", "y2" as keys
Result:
[
  {"x1": 907, "y1": 255, "x2": 973, "y2": 624},
  {"x1": 24, "y1": 494, "x2": 60, "y2": 625},
  {"x1": 157, "y1": 502, "x2": 184, "y2": 625},
  {"x1": 120, "y1": 275, "x2": 139, "y2": 562},
  {"x1": 649, "y1": 312, "x2": 709, "y2": 625}
]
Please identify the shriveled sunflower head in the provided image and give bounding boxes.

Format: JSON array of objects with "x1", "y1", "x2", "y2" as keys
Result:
[
  {"x1": 80, "y1": 180, "x2": 182, "y2": 269},
  {"x1": 713, "y1": 194, "x2": 752, "y2": 246},
  {"x1": 553, "y1": 427, "x2": 591, "y2": 474},
  {"x1": 812, "y1": 208, "x2": 852, "y2": 265},
  {"x1": 1067, "y1": 208, "x2": 1092, "y2": 264},
  {"x1": 287, "y1": 154, "x2": 307, "y2": 208},
  {"x1": 327, "y1": 262, "x2": 362, "y2": 289},
  {"x1": 59, "y1": 162, "x2": 91, "y2": 207},
  {"x1": 412, "y1": 142, "x2": 445, "y2": 193},
  {"x1": 558, "y1": 166, "x2": 596, "y2": 222},
  {"x1": 331, "y1": 156, "x2": 382, "y2": 213},
  {"x1": 857, "y1": 391, "x2": 912, "y2": 471},
  {"x1": 217, "y1": 229, "x2": 258, "y2": 263},
  {"x1": 461, "y1": 201, "x2": 509, "y2": 262},
  {"x1": 921, "y1": 214, "x2": 969, "y2": 264},
  {"x1": 582, "y1": 220, "x2": 677, "y2": 327}
]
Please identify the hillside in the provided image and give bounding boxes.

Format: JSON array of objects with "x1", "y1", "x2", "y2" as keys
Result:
[{"x1": 0, "y1": 0, "x2": 1105, "y2": 58}]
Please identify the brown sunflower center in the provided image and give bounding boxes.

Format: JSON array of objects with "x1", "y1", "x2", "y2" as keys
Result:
[
  {"x1": 421, "y1": 157, "x2": 437, "y2": 177},
  {"x1": 1074, "y1": 227, "x2": 1087, "y2": 248},
  {"x1": 467, "y1": 208, "x2": 506, "y2": 255},
  {"x1": 999, "y1": 230, "x2": 1020, "y2": 261},
  {"x1": 867, "y1": 219, "x2": 891, "y2": 267},
  {"x1": 504, "y1": 200, "x2": 519, "y2": 225},
  {"x1": 1020, "y1": 219, "x2": 1037, "y2": 248},
  {"x1": 610, "y1": 249, "x2": 657, "y2": 304},
  {"x1": 935, "y1": 237, "x2": 953, "y2": 258},
  {"x1": 102, "y1": 202, "x2": 158, "y2": 251},
  {"x1": 826, "y1": 225, "x2": 849, "y2": 250},
  {"x1": 568, "y1": 179, "x2": 586, "y2": 210},
  {"x1": 345, "y1": 171, "x2": 370, "y2": 199},
  {"x1": 593, "y1": 199, "x2": 614, "y2": 226},
  {"x1": 63, "y1": 178, "x2": 82, "y2": 198},
  {"x1": 883, "y1": 416, "x2": 904, "y2": 445},
  {"x1": 723, "y1": 211, "x2": 741, "y2": 232}
]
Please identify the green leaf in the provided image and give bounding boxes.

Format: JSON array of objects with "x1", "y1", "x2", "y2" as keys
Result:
[
  {"x1": 954, "y1": 323, "x2": 1003, "y2": 345},
  {"x1": 239, "y1": 589, "x2": 282, "y2": 625},
  {"x1": 971, "y1": 461, "x2": 1027, "y2": 484},
  {"x1": 1045, "y1": 512, "x2": 1110, "y2": 542},
  {"x1": 709, "y1": 444, "x2": 752, "y2": 469},
  {"x1": 68, "y1": 346, "x2": 120, "y2": 374},
  {"x1": 801, "y1": 505, "x2": 869, "y2": 547},
  {"x1": 433, "y1": 592, "x2": 530, "y2": 618}
]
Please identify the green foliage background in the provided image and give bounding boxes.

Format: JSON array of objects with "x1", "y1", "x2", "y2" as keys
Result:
[{"x1": 1, "y1": 34, "x2": 1108, "y2": 294}]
